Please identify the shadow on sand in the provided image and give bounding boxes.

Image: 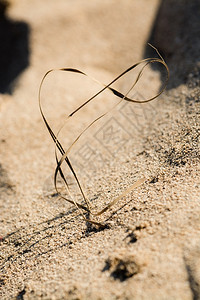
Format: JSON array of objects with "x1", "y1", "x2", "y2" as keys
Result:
[
  {"x1": 144, "y1": 0, "x2": 200, "y2": 89},
  {"x1": 0, "y1": 0, "x2": 30, "y2": 94}
]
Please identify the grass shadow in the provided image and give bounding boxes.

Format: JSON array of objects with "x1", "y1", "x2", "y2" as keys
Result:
[{"x1": 0, "y1": 204, "x2": 111, "y2": 272}]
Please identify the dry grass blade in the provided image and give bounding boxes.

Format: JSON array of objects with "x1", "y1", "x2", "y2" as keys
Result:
[{"x1": 39, "y1": 45, "x2": 169, "y2": 227}]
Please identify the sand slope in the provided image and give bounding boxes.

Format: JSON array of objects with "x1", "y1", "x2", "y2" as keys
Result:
[{"x1": 0, "y1": 1, "x2": 199, "y2": 299}]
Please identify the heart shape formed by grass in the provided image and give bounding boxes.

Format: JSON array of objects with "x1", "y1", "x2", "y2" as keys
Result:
[{"x1": 39, "y1": 45, "x2": 169, "y2": 227}]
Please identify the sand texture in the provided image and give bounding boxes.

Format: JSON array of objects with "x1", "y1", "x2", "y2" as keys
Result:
[{"x1": 0, "y1": 0, "x2": 200, "y2": 299}]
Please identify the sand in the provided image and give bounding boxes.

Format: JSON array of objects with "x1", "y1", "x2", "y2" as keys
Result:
[{"x1": 0, "y1": 0, "x2": 200, "y2": 299}]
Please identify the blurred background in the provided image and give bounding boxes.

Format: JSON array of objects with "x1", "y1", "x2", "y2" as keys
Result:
[
  {"x1": 0, "y1": 0, "x2": 199, "y2": 94},
  {"x1": 0, "y1": 0, "x2": 160, "y2": 96}
]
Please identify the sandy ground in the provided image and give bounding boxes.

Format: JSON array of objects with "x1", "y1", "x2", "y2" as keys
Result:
[{"x1": 0, "y1": 0, "x2": 200, "y2": 299}]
